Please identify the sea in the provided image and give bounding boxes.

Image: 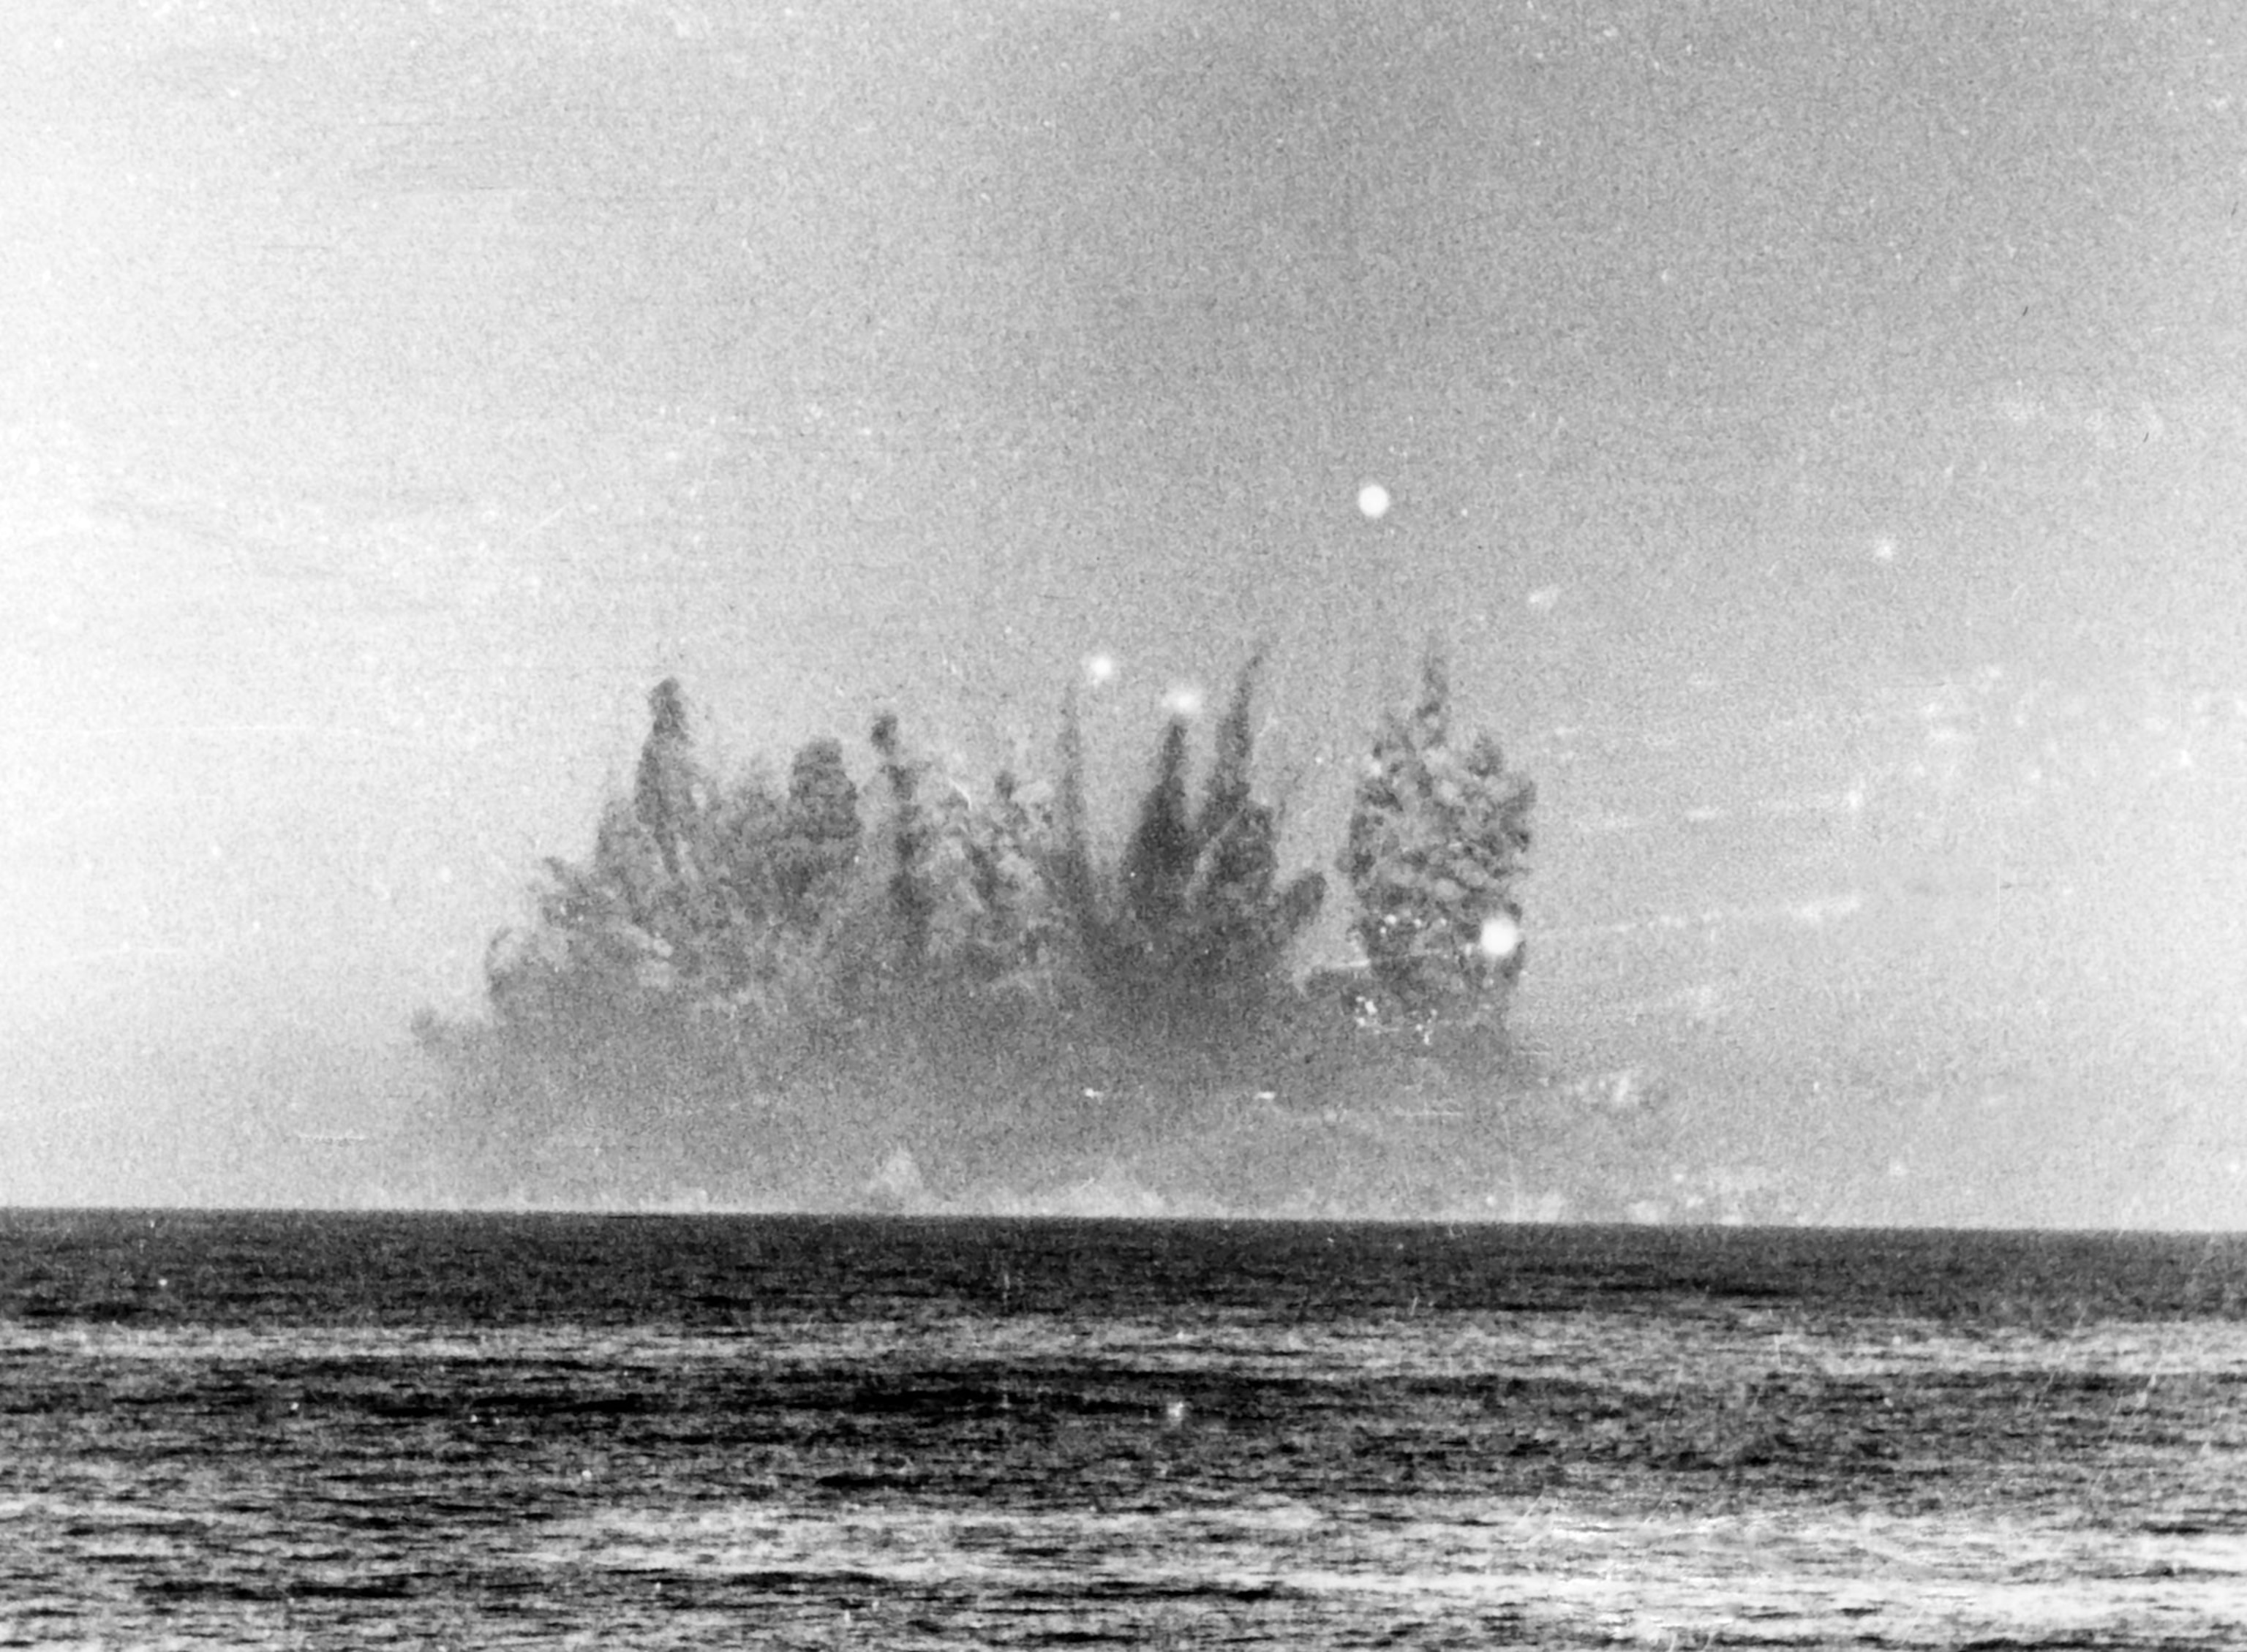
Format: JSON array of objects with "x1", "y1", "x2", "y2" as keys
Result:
[{"x1": 1, "y1": 1212, "x2": 2242, "y2": 1650}]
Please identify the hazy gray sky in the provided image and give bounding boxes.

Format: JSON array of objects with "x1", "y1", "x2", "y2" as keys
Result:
[{"x1": 5, "y1": 1, "x2": 2244, "y2": 1217}]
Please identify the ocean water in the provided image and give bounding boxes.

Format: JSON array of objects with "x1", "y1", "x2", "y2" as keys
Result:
[{"x1": 1, "y1": 1213, "x2": 2242, "y2": 1649}]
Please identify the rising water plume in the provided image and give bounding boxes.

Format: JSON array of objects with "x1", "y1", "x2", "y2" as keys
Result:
[{"x1": 396, "y1": 649, "x2": 1619, "y2": 1218}]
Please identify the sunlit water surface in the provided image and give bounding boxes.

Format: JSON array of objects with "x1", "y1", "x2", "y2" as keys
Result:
[{"x1": 1, "y1": 1212, "x2": 2242, "y2": 1648}]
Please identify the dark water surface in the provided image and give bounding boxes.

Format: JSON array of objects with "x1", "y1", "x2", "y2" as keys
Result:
[{"x1": 1, "y1": 1212, "x2": 2242, "y2": 1648}]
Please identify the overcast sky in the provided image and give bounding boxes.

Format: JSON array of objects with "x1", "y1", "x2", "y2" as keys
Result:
[{"x1": 5, "y1": 1, "x2": 2244, "y2": 1218}]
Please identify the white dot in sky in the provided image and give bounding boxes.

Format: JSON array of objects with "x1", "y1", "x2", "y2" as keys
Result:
[
  {"x1": 1357, "y1": 482, "x2": 1391, "y2": 521},
  {"x1": 1083, "y1": 652, "x2": 1117, "y2": 687},
  {"x1": 1164, "y1": 684, "x2": 1204, "y2": 718},
  {"x1": 1870, "y1": 535, "x2": 1897, "y2": 562}
]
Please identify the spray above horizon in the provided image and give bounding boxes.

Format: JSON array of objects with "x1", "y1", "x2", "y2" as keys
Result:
[
  {"x1": 402, "y1": 641, "x2": 1559, "y2": 1218},
  {"x1": 1, "y1": 2, "x2": 2241, "y2": 1223}
]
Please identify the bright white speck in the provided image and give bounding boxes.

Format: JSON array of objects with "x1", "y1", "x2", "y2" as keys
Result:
[
  {"x1": 1164, "y1": 684, "x2": 1204, "y2": 718},
  {"x1": 1870, "y1": 535, "x2": 1897, "y2": 562},
  {"x1": 1476, "y1": 912, "x2": 1521, "y2": 962},
  {"x1": 1357, "y1": 482, "x2": 1391, "y2": 521},
  {"x1": 1083, "y1": 652, "x2": 1117, "y2": 687},
  {"x1": 1526, "y1": 586, "x2": 1560, "y2": 610}
]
